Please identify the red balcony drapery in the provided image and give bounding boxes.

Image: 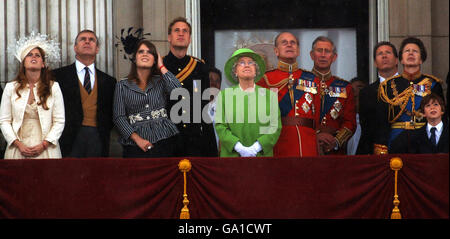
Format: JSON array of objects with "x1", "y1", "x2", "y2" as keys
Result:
[{"x1": 0, "y1": 154, "x2": 448, "y2": 219}]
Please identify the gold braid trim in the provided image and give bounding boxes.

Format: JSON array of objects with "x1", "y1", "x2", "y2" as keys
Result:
[
  {"x1": 378, "y1": 78, "x2": 412, "y2": 123},
  {"x1": 423, "y1": 74, "x2": 441, "y2": 83},
  {"x1": 176, "y1": 57, "x2": 197, "y2": 83},
  {"x1": 374, "y1": 144, "x2": 389, "y2": 155},
  {"x1": 335, "y1": 127, "x2": 353, "y2": 148},
  {"x1": 379, "y1": 77, "x2": 434, "y2": 124},
  {"x1": 263, "y1": 74, "x2": 289, "y2": 91}
]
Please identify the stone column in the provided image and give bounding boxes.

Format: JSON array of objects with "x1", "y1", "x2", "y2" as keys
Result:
[
  {"x1": 143, "y1": 0, "x2": 186, "y2": 57},
  {"x1": 431, "y1": 0, "x2": 449, "y2": 95},
  {"x1": 389, "y1": 0, "x2": 448, "y2": 100}
]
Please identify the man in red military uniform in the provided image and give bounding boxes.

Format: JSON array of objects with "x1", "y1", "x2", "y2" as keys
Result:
[
  {"x1": 257, "y1": 32, "x2": 321, "y2": 157},
  {"x1": 310, "y1": 36, "x2": 356, "y2": 155}
]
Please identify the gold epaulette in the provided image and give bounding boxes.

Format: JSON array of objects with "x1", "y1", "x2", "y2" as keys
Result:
[
  {"x1": 192, "y1": 56, "x2": 205, "y2": 64},
  {"x1": 423, "y1": 74, "x2": 441, "y2": 83},
  {"x1": 299, "y1": 68, "x2": 314, "y2": 74},
  {"x1": 379, "y1": 74, "x2": 401, "y2": 87},
  {"x1": 335, "y1": 127, "x2": 353, "y2": 148},
  {"x1": 377, "y1": 74, "x2": 402, "y2": 103},
  {"x1": 333, "y1": 75, "x2": 346, "y2": 82},
  {"x1": 374, "y1": 144, "x2": 389, "y2": 155}
]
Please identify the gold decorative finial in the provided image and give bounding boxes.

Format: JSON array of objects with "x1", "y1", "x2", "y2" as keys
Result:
[
  {"x1": 390, "y1": 157, "x2": 403, "y2": 219},
  {"x1": 178, "y1": 158, "x2": 192, "y2": 172},
  {"x1": 390, "y1": 157, "x2": 403, "y2": 170},
  {"x1": 178, "y1": 159, "x2": 192, "y2": 219}
]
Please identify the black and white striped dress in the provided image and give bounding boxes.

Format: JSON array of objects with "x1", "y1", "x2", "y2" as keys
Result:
[{"x1": 113, "y1": 71, "x2": 182, "y2": 146}]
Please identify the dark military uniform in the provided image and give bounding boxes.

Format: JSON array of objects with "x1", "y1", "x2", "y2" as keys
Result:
[
  {"x1": 313, "y1": 69, "x2": 356, "y2": 155},
  {"x1": 374, "y1": 71, "x2": 444, "y2": 154},
  {"x1": 163, "y1": 51, "x2": 218, "y2": 157}
]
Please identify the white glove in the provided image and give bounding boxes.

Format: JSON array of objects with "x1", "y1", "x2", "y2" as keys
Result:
[
  {"x1": 234, "y1": 142, "x2": 253, "y2": 157},
  {"x1": 248, "y1": 141, "x2": 262, "y2": 156},
  {"x1": 234, "y1": 141, "x2": 263, "y2": 157}
]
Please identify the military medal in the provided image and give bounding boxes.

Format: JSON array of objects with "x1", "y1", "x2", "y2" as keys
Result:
[
  {"x1": 310, "y1": 81, "x2": 317, "y2": 94},
  {"x1": 330, "y1": 108, "x2": 339, "y2": 119},
  {"x1": 296, "y1": 79, "x2": 305, "y2": 91},
  {"x1": 305, "y1": 93, "x2": 313, "y2": 104},
  {"x1": 333, "y1": 100, "x2": 342, "y2": 112},
  {"x1": 302, "y1": 102, "x2": 310, "y2": 113},
  {"x1": 413, "y1": 84, "x2": 429, "y2": 96}
]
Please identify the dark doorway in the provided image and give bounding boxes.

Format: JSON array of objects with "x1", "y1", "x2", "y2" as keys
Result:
[{"x1": 200, "y1": 0, "x2": 369, "y2": 82}]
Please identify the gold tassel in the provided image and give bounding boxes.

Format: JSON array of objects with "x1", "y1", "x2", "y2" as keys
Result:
[
  {"x1": 178, "y1": 159, "x2": 192, "y2": 219},
  {"x1": 390, "y1": 157, "x2": 403, "y2": 219}
]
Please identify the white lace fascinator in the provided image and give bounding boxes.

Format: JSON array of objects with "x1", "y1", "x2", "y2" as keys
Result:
[{"x1": 8, "y1": 31, "x2": 61, "y2": 66}]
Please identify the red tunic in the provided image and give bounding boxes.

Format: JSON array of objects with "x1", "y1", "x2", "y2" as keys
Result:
[
  {"x1": 314, "y1": 70, "x2": 356, "y2": 155},
  {"x1": 257, "y1": 63, "x2": 321, "y2": 157}
]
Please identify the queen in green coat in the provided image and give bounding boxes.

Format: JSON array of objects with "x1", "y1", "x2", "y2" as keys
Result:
[{"x1": 215, "y1": 48, "x2": 281, "y2": 157}]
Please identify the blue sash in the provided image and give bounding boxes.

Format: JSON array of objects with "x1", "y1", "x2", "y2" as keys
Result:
[
  {"x1": 320, "y1": 79, "x2": 349, "y2": 120},
  {"x1": 279, "y1": 71, "x2": 315, "y2": 117}
]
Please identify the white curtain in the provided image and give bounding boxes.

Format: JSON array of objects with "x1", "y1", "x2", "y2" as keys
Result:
[{"x1": 214, "y1": 29, "x2": 357, "y2": 89}]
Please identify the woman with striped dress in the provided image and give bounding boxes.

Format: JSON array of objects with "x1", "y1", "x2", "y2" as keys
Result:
[{"x1": 113, "y1": 40, "x2": 181, "y2": 158}]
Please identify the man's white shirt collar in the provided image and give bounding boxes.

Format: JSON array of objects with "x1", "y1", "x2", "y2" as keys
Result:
[
  {"x1": 75, "y1": 60, "x2": 95, "y2": 74},
  {"x1": 427, "y1": 121, "x2": 443, "y2": 142},
  {"x1": 379, "y1": 72, "x2": 399, "y2": 83},
  {"x1": 427, "y1": 121, "x2": 443, "y2": 133},
  {"x1": 75, "y1": 60, "x2": 95, "y2": 87}
]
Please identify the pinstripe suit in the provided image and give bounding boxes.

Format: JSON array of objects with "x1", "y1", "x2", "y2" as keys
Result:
[{"x1": 113, "y1": 71, "x2": 181, "y2": 157}]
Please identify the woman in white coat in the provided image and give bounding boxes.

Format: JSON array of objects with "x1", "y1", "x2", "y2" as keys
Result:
[{"x1": 0, "y1": 33, "x2": 64, "y2": 159}]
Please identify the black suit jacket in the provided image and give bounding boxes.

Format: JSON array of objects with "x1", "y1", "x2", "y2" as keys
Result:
[
  {"x1": 52, "y1": 63, "x2": 116, "y2": 157},
  {"x1": 356, "y1": 79, "x2": 380, "y2": 154},
  {"x1": 390, "y1": 121, "x2": 449, "y2": 154}
]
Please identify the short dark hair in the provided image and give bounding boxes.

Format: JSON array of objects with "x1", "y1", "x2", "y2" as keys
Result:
[
  {"x1": 350, "y1": 77, "x2": 364, "y2": 84},
  {"x1": 209, "y1": 67, "x2": 222, "y2": 81},
  {"x1": 373, "y1": 41, "x2": 398, "y2": 59},
  {"x1": 311, "y1": 36, "x2": 336, "y2": 54},
  {"x1": 274, "y1": 32, "x2": 299, "y2": 47},
  {"x1": 420, "y1": 92, "x2": 445, "y2": 113},
  {"x1": 168, "y1": 17, "x2": 192, "y2": 35},
  {"x1": 399, "y1": 37, "x2": 427, "y2": 62},
  {"x1": 75, "y1": 29, "x2": 100, "y2": 46}
]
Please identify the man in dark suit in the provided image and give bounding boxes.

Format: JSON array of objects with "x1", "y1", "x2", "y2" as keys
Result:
[
  {"x1": 391, "y1": 93, "x2": 448, "y2": 154},
  {"x1": 356, "y1": 41, "x2": 399, "y2": 154},
  {"x1": 53, "y1": 30, "x2": 116, "y2": 157}
]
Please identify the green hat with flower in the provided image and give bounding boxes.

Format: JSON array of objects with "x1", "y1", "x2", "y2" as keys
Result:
[{"x1": 224, "y1": 48, "x2": 266, "y2": 84}]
